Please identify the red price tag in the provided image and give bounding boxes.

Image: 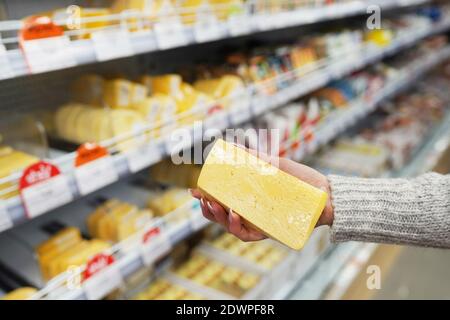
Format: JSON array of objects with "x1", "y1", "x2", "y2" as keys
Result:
[
  {"x1": 83, "y1": 253, "x2": 115, "y2": 280},
  {"x1": 143, "y1": 227, "x2": 162, "y2": 243},
  {"x1": 20, "y1": 16, "x2": 64, "y2": 41},
  {"x1": 19, "y1": 161, "x2": 73, "y2": 218},
  {"x1": 74, "y1": 143, "x2": 118, "y2": 195},
  {"x1": 141, "y1": 227, "x2": 171, "y2": 266},
  {"x1": 83, "y1": 253, "x2": 122, "y2": 300},
  {"x1": 19, "y1": 16, "x2": 76, "y2": 73},
  {"x1": 75, "y1": 143, "x2": 109, "y2": 167}
]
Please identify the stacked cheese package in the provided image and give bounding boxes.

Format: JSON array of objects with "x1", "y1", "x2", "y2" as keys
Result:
[
  {"x1": 150, "y1": 160, "x2": 201, "y2": 189},
  {"x1": 36, "y1": 227, "x2": 110, "y2": 281},
  {"x1": 55, "y1": 73, "x2": 243, "y2": 149},
  {"x1": 0, "y1": 145, "x2": 38, "y2": 199},
  {"x1": 133, "y1": 278, "x2": 204, "y2": 300},
  {"x1": 50, "y1": 7, "x2": 111, "y2": 39},
  {"x1": 87, "y1": 199, "x2": 153, "y2": 243},
  {"x1": 177, "y1": 0, "x2": 244, "y2": 25},
  {"x1": 208, "y1": 233, "x2": 288, "y2": 270},
  {"x1": 147, "y1": 187, "x2": 192, "y2": 223},
  {"x1": 172, "y1": 252, "x2": 261, "y2": 298}
]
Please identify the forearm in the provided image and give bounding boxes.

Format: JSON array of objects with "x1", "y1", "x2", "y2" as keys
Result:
[{"x1": 327, "y1": 172, "x2": 450, "y2": 248}]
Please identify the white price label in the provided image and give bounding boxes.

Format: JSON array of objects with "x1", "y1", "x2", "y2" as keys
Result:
[
  {"x1": 252, "y1": 95, "x2": 269, "y2": 115},
  {"x1": 126, "y1": 143, "x2": 162, "y2": 173},
  {"x1": 194, "y1": 13, "x2": 221, "y2": 43},
  {"x1": 256, "y1": 14, "x2": 273, "y2": 31},
  {"x1": 0, "y1": 201, "x2": 13, "y2": 232},
  {"x1": 205, "y1": 112, "x2": 228, "y2": 130},
  {"x1": 304, "y1": 73, "x2": 328, "y2": 93},
  {"x1": 0, "y1": 44, "x2": 14, "y2": 80},
  {"x1": 230, "y1": 105, "x2": 252, "y2": 125},
  {"x1": 227, "y1": 14, "x2": 251, "y2": 36},
  {"x1": 21, "y1": 35, "x2": 76, "y2": 74},
  {"x1": 83, "y1": 264, "x2": 122, "y2": 300},
  {"x1": 75, "y1": 156, "x2": 118, "y2": 196},
  {"x1": 21, "y1": 175, "x2": 73, "y2": 219},
  {"x1": 154, "y1": 20, "x2": 188, "y2": 50},
  {"x1": 141, "y1": 231, "x2": 172, "y2": 266},
  {"x1": 91, "y1": 29, "x2": 134, "y2": 62}
]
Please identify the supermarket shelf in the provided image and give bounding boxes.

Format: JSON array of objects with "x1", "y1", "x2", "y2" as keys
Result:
[
  {"x1": 1, "y1": 18, "x2": 450, "y2": 236},
  {"x1": 0, "y1": 0, "x2": 428, "y2": 80},
  {"x1": 27, "y1": 45, "x2": 450, "y2": 301},
  {"x1": 283, "y1": 111, "x2": 450, "y2": 300},
  {"x1": 25, "y1": 195, "x2": 209, "y2": 300}
]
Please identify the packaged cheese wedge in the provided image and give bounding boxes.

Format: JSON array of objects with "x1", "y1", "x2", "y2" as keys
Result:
[
  {"x1": 103, "y1": 79, "x2": 133, "y2": 109},
  {"x1": 150, "y1": 74, "x2": 183, "y2": 98},
  {"x1": 57, "y1": 240, "x2": 110, "y2": 276},
  {"x1": 36, "y1": 227, "x2": 81, "y2": 257},
  {"x1": 197, "y1": 139, "x2": 328, "y2": 250},
  {"x1": 87, "y1": 199, "x2": 122, "y2": 238},
  {"x1": 70, "y1": 74, "x2": 105, "y2": 105},
  {"x1": 46, "y1": 241, "x2": 90, "y2": 280},
  {"x1": 130, "y1": 83, "x2": 148, "y2": 104}
]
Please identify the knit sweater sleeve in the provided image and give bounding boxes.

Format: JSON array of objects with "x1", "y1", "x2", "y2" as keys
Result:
[{"x1": 327, "y1": 172, "x2": 450, "y2": 248}]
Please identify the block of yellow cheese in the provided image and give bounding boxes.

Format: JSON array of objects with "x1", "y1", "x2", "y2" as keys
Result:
[{"x1": 197, "y1": 139, "x2": 327, "y2": 250}]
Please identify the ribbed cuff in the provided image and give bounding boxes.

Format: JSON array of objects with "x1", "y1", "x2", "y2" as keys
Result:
[
  {"x1": 327, "y1": 173, "x2": 450, "y2": 248},
  {"x1": 328, "y1": 174, "x2": 415, "y2": 244}
]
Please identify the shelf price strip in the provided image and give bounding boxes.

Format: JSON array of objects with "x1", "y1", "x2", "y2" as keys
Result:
[
  {"x1": 126, "y1": 142, "x2": 163, "y2": 173},
  {"x1": 190, "y1": 200, "x2": 209, "y2": 231},
  {"x1": 83, "y1": 253, "x2": 123, "y2": 300},
  {"x1": 0, "y1": 42, "x2": 15, "y2": 79},
  {"x1": 154, "y1": 17, "x2": 188, "y2": 50},
  {"x1": 141, "y1": 227, "x2": 172, "y2": 266},
  {"x1": 74, "y1": 143, "x2": 119, "y2": 196},
  {"x1": 19, "y1": 161, "x2": 73, "y2": 219},
  {"x1": 19, "y1": 16, "x2": 76, "y2": 74},
  {"x1": 194, "y1": 6, "x2": 222, "y2": 43},
  {"x1": 0, "y1": 201, "x2": 13, "y2": 232},
  {"x1": 91, "y1": 28, "x2": 134, "y2": 62}
]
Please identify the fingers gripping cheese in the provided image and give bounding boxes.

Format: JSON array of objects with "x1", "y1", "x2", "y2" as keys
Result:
[{"x1": 197, "y1": 139, "x2": 328, "y2": 250}]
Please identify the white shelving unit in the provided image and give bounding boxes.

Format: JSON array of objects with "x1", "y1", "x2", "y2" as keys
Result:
[
  {"x1": 2, "y1": 17, "x2": 450, "y2": 235},
  {"x1": 0, "y1": 0, "x2": 429, "y2": 79},
  {"x1": 0, "y1": 0, "x2": 449, "y2": 301}
]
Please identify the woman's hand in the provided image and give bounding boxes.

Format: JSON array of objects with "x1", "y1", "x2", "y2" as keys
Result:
[{"x1": 190, "y1": 145, "x2": 334, "y2": 242}]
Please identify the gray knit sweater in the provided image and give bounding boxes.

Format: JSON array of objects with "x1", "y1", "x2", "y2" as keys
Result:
[{"x1": 327, "y1": 172, "x2": 450, "y2": 249}]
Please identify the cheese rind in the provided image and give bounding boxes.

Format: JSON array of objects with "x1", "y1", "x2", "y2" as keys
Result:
[{"x1": 197, "y1": 139, "x2": 327, "y2": 250}]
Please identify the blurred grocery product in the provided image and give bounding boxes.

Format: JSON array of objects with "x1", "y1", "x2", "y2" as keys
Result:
[
  {"x1": 87, "y1": 199, "x2": 153, "y2": 243},
  {"x1": 36, "y1": 227, "x2": 111, "y2": 281},
  {"x1": 172, "y1": 252, "x2": 261, "y2": 298},
  {"x1": 208, "y1": 233, "x2": 289, "y2": 270},
  {"x1": 150, "y1": 160, "x2": 201, "y2": 189},
  {"x1": 132, "y1": 278, "x2": 204, "y2": 300},
  {"x1": 0, "y1": 146, "x2": 39, "y2": 199},
  {"x1": 147, "y1": 187, "x2": 192, "y2": 216},
  {"x1": 1, "y1": 287, "x2": 37, "y2": 300}
]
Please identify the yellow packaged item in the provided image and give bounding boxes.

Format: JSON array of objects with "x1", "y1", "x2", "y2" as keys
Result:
[
  {"x1": 1, "y1": 287, "x2": 37, "y2": 300},
  {"x1": 70, "y1": 74, "x2": 105, "y2": 106},
  {"x1": 36, "y1": 227, "x2": 81, "y2": 256},
  {"x1": 130, "y1": 83, "x2": 148, "y2": 104},
  {"x1": 103, "y1": 79, "x2": 133, "y2": 109},
  {"x1": 150, "y1": 74, "x2": 183, "y2": 98}
]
